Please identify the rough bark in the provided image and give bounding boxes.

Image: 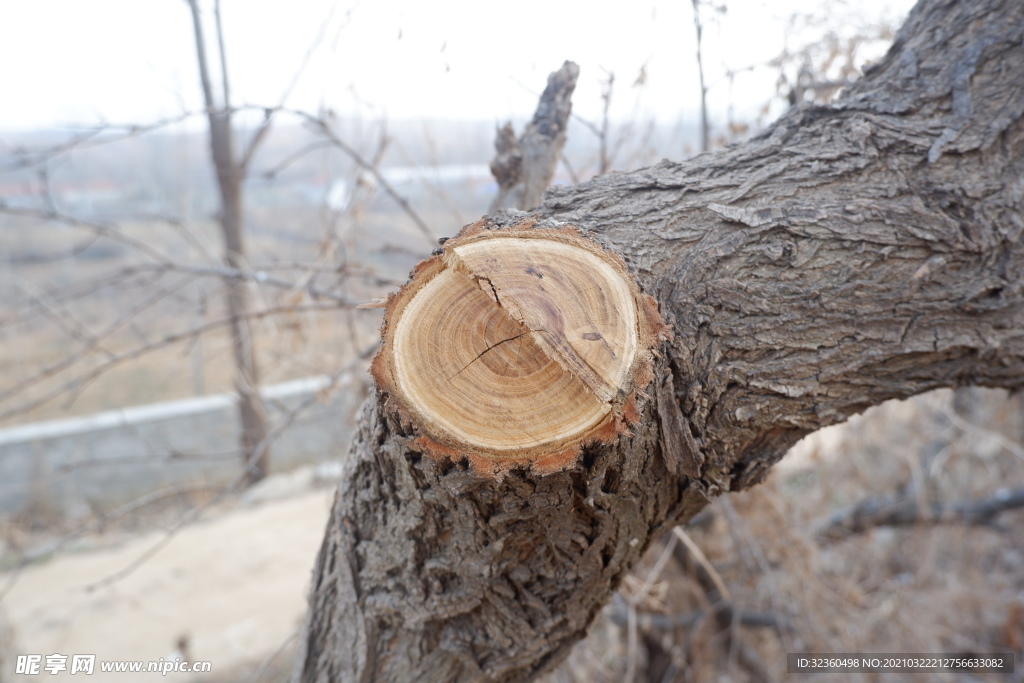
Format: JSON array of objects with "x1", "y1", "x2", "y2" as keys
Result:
[
  {"x1": 490, "y1": 61, "x2": 579, "y2": 213},
  {"x1": 296, "y1": 0, "x2": 1024, "y2": 680}
]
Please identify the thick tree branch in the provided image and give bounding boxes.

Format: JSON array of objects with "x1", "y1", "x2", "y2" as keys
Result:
[
  {"x1": 535, "y1": 0, "x2": 1024, "y2": 489},
  {"x1": 296, "y1": 0, "x2": 1024, "y2": 680}
]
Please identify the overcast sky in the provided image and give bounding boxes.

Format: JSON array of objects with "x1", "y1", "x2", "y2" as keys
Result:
[{"x1": 0, "y1": 0, "x2": 914, "y2": 132}]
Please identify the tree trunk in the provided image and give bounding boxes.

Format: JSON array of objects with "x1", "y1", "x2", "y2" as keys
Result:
[
  {"x1": 188, "y1": 0, "x2": 271, "y2": 484},
  {"x1": 295, "y1": 0, "x2": 1024, "y2": 679},
  {"x1": 212, "y1": 114, "x2": 270, "y2": 484}
]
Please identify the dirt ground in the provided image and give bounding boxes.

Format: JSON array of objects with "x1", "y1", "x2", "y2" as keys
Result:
[
  {"x1": 2, "y1": 488, "x2": 334, "y2": 682},
  {"x1": 3, "y1": 389, "x2": 1023, "y2": 683}
]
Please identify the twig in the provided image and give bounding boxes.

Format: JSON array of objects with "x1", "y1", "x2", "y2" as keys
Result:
[
  {"x1": 673, "y1": 527, "x2": 730, "y2": 600},
  {"x1": 7, "y1": 276, "x2": 113, "y2": 357},
  {"x1": 1, "y1": 267, "x2": 159, "y2": 328},
  {"x1": 624, "y1": 599, "x2": 639, "y2": 683},
  {"x1": 0, "y1": 301, "x2": 353, "y2": 422},
  {"x1": 942, "y1": 402, "x2": 1024, "y2": 460},
  {"x1": 290, "y1": 109, "x2": 435, "y2": 243},
  {"x1": 249, "y1": 626, "x2": 300, "y2": 683},
  {"x1": 606, "y1": 594, "x2": 788, "y2": 632},
  {"x1": 3, "y1": 343, "x2": 375, "y2": 599},
  {"x1": 0, "y1": 112, "x2": 198, "y2": 169},
  {"x1": 49, "y1": 448, "x2": 240, "y2": 473},
  {"x1": 818, "y1": 487, "x2": 1024, "y2": 541},
  {"x1": 691, "y1": 0, "x2": 710, "y2": 153},
  {"x1": 717, "y1": 498, "x2": 794, "y2": 653},
  {"x1": 240, "y1": 0, "x2": 343, "y2": 172},
  {"x1": 259, "y1": 141, "x2": 333, "y2": 180},
  {"x1": 127, "y1": 261, "x2": 362, "y2": 304},
  {"x1": 0, "y1": 205, "x2": 177, "y2": 264},
  {"x1": 0, "y1": 274, "x2": 198, "y2": 408},
  {"x1": 0, "y1": 482, "x2": 221, "y2": 600},
  {"x1": 674, "y1": 507, "x2": 787, "y2": 683},
  {"x1": 81, "y1": 354, "x2": 368, "y2": 591},
  {"x1": 632, "y1": 531, "x2": 679, "y2": 604}
]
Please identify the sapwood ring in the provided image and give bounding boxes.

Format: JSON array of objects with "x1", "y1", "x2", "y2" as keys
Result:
[{"x1": 371, "y1": 216, "x2": 668, "y2": 476}]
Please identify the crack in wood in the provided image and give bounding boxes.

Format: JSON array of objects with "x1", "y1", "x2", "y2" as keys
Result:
[
  {"x1": 446, "y1": 331, "x2": 538, "y2": 381},
  {"x1": 474, "y1": 275, "x2": 502, "y2": 307}
]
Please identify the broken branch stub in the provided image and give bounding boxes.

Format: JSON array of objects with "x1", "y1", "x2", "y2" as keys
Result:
[{"x1": 371, "y1": 216, "x2": 668, "y2": 476}]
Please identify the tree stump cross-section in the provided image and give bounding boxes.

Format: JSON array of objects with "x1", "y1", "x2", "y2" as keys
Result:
[{"x1": 372, "y1": 216, "x2": 669, "y2": 476}]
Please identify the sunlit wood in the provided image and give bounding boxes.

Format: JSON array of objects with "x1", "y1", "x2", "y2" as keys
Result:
[{"x1": 373, "y1": 219, "x2": 664, "y2": 470}]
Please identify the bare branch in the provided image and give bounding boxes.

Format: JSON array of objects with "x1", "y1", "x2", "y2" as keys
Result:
[
  {"x1": 819, "y1": 488, "x2": 1024, "y2": 541},
  {"x1": 290, "y1": 109, "x2": 436, "y2": 243},
  {"x1": 0, "y1": 274, "x2": 195, "y2": 408},
  {"x1": 238, "y1": 2, "x2": 342, "y2": 172},
  {"x1": 129, "y1": 261, "x2": 363, "y2": 304},
  {"x1": 0, "y1": 481, "x2": 223, "y2": 601},
  {"x1": 691, "y1": 0, "x2": 710, "y2": 153},
  {"x1": 81, "y1": 351, "x2": 371, "y2": 590},
  {"x1": 0, "y1": 301, "x2": 356, "y2": 423},
  {"x1": 606, "y1": 593, "x2": 788, "y2": 632},
  {"x1": 250, "y1": 626, "x2": 301, "y2": 683},
  {"x1": 239, "y1": 107, "x2": 277, "y2": 173},
  {"x1": 258, "y1": 140, "x2": 333, "y2": 180},
  {"x1": 0, "y1": 205, "x2": 177, "y2": 264}
]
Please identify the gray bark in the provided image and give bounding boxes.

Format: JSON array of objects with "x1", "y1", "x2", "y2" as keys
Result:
[
  {"x1": 490, "y1": 61, "x2": 579, "y2": 213},
  {"x1": 296, "y1": 0, "x2": 1024, "y2": 680}
]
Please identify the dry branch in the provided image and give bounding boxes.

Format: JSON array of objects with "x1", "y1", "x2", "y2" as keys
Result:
[
  {"x1": 606, "y1": 593, "x2": 787, "y2": 632},
  {"x1": 0, "y1": 301, "x2": 349, "y2": 423},
  {"x1": 292, "y1": 109, "x2": 436, "y2": 243},
  {"x1": 490, "y1": 61, "x2": 579, "y2": 213},
  {"x1": 819, "y1": 487, "x2": 1024, "y2": 541},
  {"x1": 666, "y1": 526, "x2": 780, "y2": 682}
]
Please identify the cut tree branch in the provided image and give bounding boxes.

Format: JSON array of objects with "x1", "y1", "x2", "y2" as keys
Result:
[{"x1": 295, "y1": 0, "x2": 1024, "y2": 680}]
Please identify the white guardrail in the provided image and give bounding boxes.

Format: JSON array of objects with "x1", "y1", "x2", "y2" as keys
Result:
[{"x1": 0, "y1": 375, "x2": 359, "y2": 518}]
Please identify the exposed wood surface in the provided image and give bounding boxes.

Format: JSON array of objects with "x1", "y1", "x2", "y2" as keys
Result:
[
  {"x1": 371, "y1": 218, "x2": 666, "y2": 474},
  {"x1": 296, "y1": 0, "x2": 1024, "y2": 680}
]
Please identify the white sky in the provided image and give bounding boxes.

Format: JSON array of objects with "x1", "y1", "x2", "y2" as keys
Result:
[{"x1": 0, "y1": 0, "x2": 915, "y2": 132}]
